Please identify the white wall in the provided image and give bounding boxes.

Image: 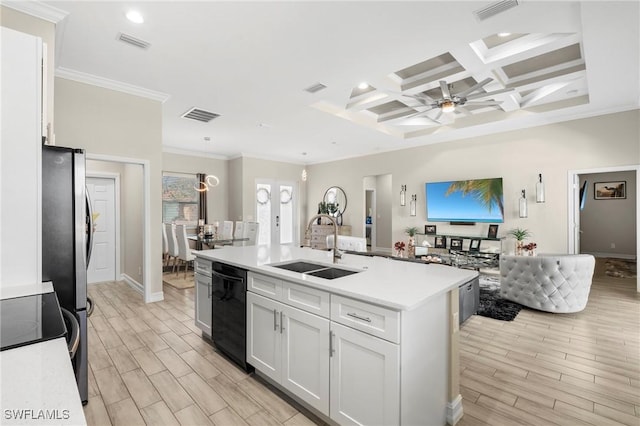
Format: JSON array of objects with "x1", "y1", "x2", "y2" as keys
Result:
[
  {"x1": 580, "y1": 170, "x2": 637, "y2": 257},
  {"x1": 306, "y1": 110, "x2": 640, "y2": 255},
  {"x1": 54, "y1": 77, "x2": 163, "y2": 299},
  {"x1": 122, "y1": 164, "x2": 144, "y2": 281}
]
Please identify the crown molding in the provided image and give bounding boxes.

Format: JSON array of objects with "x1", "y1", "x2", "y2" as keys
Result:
[
  {"x1": 55, "y1": 67, "x2": 170, "y2": 103},
  {"x1": 2, "y1": 1, "x2": 68, "y2": 23}
]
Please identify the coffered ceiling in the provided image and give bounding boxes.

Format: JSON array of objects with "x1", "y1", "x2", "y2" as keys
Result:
[{"x1": 8, "y1": 1, "x2": 639, "y2": 164}]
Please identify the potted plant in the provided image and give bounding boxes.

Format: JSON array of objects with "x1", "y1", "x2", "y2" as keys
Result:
[
  {"x1": 405, "y1": 226, "x2": 419, "y2": 258},
  {"x1": 507, "y1": 228, "x2": 531, "y2": 255}
]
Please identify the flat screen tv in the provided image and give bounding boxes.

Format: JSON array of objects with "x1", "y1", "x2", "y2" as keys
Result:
[{"x1": 425, "y1": 178, "x2": 504, "y2": 223}]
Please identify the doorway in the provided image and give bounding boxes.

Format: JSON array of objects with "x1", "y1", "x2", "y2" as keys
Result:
[
  {"x1": 363, "y1": 174, "x2": 392, "y2": 253},
  {"x1": 87, "y1": 175, "x2": 119, "y2": 283},
  {"x1": 256, "y1": 180, "x2": 297, "y2": 246},
  {"x1": 568, "y1": 165, "x2": 639, "y2": 292}
]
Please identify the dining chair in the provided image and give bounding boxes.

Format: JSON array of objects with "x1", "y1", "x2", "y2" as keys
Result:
[
  {"x1": 221, "y1": 220, "x2": 234, "y2": 240},
  {"x1": 176, "y1": 224, "x2": 196, "y2": 278},
  {"x1": 164, "y1": 223, "x2": 179, "y2": 272},
  {"x1": 162, "y1": 224, "x2": 169, "y2": 265},
  {"x1": 244, "y1": 222, "x2": 259, "y2": 246},
  {"x1": 233, "y1": 221, "x2": 245, "y2": 246}
]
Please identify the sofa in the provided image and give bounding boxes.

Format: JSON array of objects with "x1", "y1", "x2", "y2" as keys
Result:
[{"x1": 500, "y1": 254, "x2": 596, "y2": 313}]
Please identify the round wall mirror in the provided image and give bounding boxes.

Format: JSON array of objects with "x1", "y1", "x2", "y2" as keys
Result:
[{"x1": 323, "y1": 186, "x2": 347, "y2": 216}]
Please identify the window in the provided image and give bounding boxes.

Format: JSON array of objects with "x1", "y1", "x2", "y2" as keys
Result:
[{"x1": 162, "y1": 172, "x2": 199, "y2": 224}]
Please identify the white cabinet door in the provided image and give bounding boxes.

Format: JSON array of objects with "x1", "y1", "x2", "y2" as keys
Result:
[
  {"x1": 330, "y1": 322, "x2": 400, "y2": 426},
  {"x1": 281, "y1": 305, "x2": 330, "y2": 415},
  {"x1": 246, "y1": 292, "x2": 281, "y2": 382},
  {"x1": 195, "y1": 272, "x2": 212, "y2": 336}
]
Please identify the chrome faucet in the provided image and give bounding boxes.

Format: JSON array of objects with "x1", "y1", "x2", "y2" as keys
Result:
[{"x1": 305, "y1": 214, "x2": 341, "y2": 263}]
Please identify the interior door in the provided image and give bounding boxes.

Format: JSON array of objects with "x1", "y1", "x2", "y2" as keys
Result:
[
  {"x1": 87, "y1": 177, "x2": 116, "y2": 283},
  {"x1": 256, "y1": 180, "x2": 297, "y2": 246}
]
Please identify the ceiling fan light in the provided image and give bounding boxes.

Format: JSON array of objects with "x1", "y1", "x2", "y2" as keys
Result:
[{"x1": 441, "y1": 100, "x2": 455, "y2": 113}]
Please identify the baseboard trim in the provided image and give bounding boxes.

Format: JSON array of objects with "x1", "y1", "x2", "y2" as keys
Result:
[
  {"x1": 121, "y1": 273, "x2": 143, "y2": 294},
  {"x1": 447, "y1": 394, "x2": 464, "y2": 425},
  {"x1": 584, "y1": 252, "x2": 636, "y2": 260}
]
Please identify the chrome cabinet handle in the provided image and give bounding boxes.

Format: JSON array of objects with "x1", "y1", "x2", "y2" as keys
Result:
[
  {"x1": 329, "y1": 331, "x2": 335, "y2": 357},
  {"x1": 208, "y1": 282, "x2": 211, "y2": 299},
  {"x1": 280, "y1": 311, "x2": 285, "y2": 333},
  {"x1": 273, "y1": 309, "x2": 278, "y2": 331},
  {"x1": 347, "y1": 312, "x2": 372, "y2": 323}
]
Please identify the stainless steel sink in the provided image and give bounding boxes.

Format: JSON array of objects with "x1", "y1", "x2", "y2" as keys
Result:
[
  {"x1": 269, "y1": 261, "x2": 360, "y2": 280},
  {"x1": 305, "y1": 267, "x2": 360, "y2": 280}
]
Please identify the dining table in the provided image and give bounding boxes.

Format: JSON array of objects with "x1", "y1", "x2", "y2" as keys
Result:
[{"x1": 188, "y1": 235, "x2": 249, "y2": 250}]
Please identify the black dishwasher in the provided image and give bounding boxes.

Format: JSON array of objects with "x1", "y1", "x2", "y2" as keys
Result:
[{"x1": 211, "y1": 262, "x2": 251, "y2": 371}]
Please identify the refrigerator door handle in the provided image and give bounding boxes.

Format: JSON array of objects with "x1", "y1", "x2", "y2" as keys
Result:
[{"x1": 86, "y1": 191, "x2": 94, "y2": 268}]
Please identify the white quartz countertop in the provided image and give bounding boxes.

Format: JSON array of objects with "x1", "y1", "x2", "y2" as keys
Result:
[
  {"x1": 195, "y1": 244, "x2": 478, "y2": 310},
  {"x1": 0, "y1": 283, "x2": 87, "y2": 425}
]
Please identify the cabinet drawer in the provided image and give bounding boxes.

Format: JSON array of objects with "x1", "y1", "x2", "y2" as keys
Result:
[
  {"x1": 194, "y1": 258, "x2": 212, "y2": 275},
  {"x1": 331, "y1": 295, "x2": 400, "y2": 343},
  {"x1": 282, "y1": 281, "x2": 330, "y2": 318},
  {"x1": 248, "y1": 272, "x2": 282, "y2": 300}
]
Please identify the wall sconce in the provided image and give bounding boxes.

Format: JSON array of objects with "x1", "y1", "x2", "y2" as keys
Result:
[
  {"x1": 519, "y1": 189, "x2": 528, "y2": 218},
  {"x1": 410, "y1": 194, "x2": 417, "y2": 216},
  {"x1": 536, "y1": 173, "x2": 545, "y2": 203},
  {"x1": 400, "y1": 185, "x2": 407, "y2": 206}
]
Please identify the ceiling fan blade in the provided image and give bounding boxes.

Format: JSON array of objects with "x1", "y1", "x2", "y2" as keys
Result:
[
  {"x1": 455, "y1": 78, "x2": 493, "y2": 99},
  {"x1": 466, "y1": 100, "x2": 503, "y2": 107},
  {"x1": 466, "y1": 87, "x2": 514, "y2": 100},
  {"x1": 433, "y1": 108, "x2": 444, "y2": 122},
  {"x1": 439, "y1": 81, "x2": 451, "y2": 99}
]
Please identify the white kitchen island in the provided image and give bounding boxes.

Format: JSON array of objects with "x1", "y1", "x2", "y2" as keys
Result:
[{"x1": 195, "y1": 244, "x2": 477, "y2": 426}]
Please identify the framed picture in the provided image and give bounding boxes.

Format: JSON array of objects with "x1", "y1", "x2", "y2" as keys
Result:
[
  {"x1": 594, "y1": 181, "x2": 626, "y2": 199},
  {"x1": 450, "y1": 238, "x2": 463, "y2": 250},
  {"x1": 434, "y1": 236, "x2": 447, "y2": 248},
  {"x1": 425, "y1": 225, "x2": 437, "y2": 235},
  {"x1": 469, "y1": 239, "x2": 481, "y2": 252},
  {"x1": 487, "y1": 224, "x2": 499, "y2": 239}
]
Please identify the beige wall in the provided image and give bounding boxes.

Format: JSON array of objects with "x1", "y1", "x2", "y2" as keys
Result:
[
  {"x1": 122, "y1": 164, "x2": 144, "y2": 281},
  {"x1": 55, "y1": 77, "x2": 163, "y2": 298},
  {"x1": 580, "y1": 170, "x2": 637, "y2": 257},
  {"x1": 162, "y1": 151, "x2": 229, "y2": 224},
  {"x1": 306, "y1": 110, "x2": 640, "y2": 255},
  {"x1": 1, "y1": 6, "x2": 55, "y2": 138}
]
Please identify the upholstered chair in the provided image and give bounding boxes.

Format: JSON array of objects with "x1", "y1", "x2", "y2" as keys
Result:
[{"x1": 500, "y1": 254, "x2": 596, "y2": 313}]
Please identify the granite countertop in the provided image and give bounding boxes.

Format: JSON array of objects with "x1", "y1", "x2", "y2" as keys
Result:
[
  {"x1": 0, "y1": 283, "x2": 86, "y2": 426},
  {"x1": 194, "y1": 244, "x2": 478, "y2": 311}
]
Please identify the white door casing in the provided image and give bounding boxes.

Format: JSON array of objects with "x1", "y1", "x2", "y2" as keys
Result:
[
  {"x1": 87, "y1": 176, "x2": 117, "y2": 283},
  {"x1": 256, "y1": 180, "x2": 297, "y2": 246}
]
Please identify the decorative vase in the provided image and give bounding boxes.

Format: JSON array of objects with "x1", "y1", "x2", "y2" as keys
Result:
[
  {"x1": 395, "y1": 250, "x2": 404, "y2": 258},
  {"x1": 408, "y1": 237, "x2": 416, "y2": 259},
  {"x1": 516, "y1": 240, "x2": 524, "y2": 256}
]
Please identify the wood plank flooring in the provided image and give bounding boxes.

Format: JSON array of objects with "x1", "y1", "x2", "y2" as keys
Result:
[{"x1": 85, "y1": 259, "x2": 639, "y2": 425}]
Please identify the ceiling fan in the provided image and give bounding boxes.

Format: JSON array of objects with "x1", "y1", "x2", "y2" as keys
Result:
[{"x1": 399, "y1": 78, "x2": 513, "y2": 123}]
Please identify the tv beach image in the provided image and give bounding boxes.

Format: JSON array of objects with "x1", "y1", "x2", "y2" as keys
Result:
[{"x1": 426, "y1": 178, "x2": 504, "y2": 223}]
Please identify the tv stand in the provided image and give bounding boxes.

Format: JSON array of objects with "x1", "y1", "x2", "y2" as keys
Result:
[{"x1": 416, "y1": 233, "x2": 504, "y2": 270}]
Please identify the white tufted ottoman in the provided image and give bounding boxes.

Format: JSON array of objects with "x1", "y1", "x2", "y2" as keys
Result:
[{"x1": 499, "y1": 254, "x2": 596, "y2": 313}]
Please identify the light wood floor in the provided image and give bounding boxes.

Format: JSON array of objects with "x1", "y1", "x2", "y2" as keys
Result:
[{"x1": 85, "y1": 260, "x2": 639, "y2": 426}]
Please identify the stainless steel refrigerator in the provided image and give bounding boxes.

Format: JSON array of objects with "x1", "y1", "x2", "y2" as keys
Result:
[{"x1": 41, "y1": 145, "x2": 93, "y2": 405}]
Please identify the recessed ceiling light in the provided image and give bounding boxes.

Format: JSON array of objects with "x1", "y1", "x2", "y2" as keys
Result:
[
  {"x1": 358, "y1": 82, "x2": 369, "y2": 90},
  {"x1": 497, "y1": 32, "x2": 511, "y2": 37},
  {"x1": 126, "y1": 10, "x2": 144, "y2": 24}
]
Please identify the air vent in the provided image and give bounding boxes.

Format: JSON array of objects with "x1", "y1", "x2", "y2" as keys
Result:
[
  {"x1": 181, "y1": 107, "x2": 220, "y2": 123},
  {"x1": 304, "y1": 83, "x2": 327, "y2": 94},
  {"x1": 474, "y1": 0, "x2": 519, "y2": 21},
  {"x1": 117, "y1": 32, "x2": 151, "y2": 49}
]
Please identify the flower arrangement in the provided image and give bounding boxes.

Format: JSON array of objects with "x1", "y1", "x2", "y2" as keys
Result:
[
  {"x1": 523, "y1": 242, "x2": 537, "y2": 255},
  {"x1": 394, "y1": 241, "x2": 406, "y2": 257}
]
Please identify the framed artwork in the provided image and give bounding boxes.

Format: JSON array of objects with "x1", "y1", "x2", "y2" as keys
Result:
[
  {"x1": 594, "y1": 181, "x2": 626, "y2": 199},
  {"x1": 450, "y1": 238, "x2": 463, "y2": 250},
  {"x1": 488, "y1": 224, "x2": 499, "y2": 239},
  {"x1": 434, "y1": 236, "x2": 447, "y2": 248},
  {"x1": 469, "y1": 239, "x2": 481, "y2": 252},
  {"x1": 425, "y1": 225, "x2": 437, "y2": 235}
]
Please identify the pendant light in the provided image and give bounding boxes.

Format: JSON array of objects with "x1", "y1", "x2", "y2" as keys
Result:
[
  {"x1": 536, "y1": 173, "x2": 545, "y2": 203},
  {"x1": 519, "y1": 189, "x2": 528, "y2": 218}
]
